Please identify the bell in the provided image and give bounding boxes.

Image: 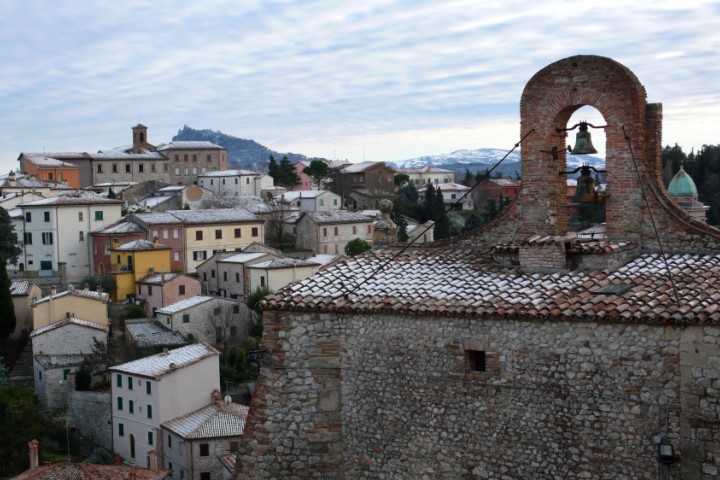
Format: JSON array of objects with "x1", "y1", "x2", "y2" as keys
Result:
[
  {"x1": 569, "y1": 121, "x2": 598, "y2": 155},
  {"x1": 572, "y1": 165, "x2": 597, "y2": 203}
]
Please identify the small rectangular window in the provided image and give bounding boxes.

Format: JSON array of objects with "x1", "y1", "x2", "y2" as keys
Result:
[
  {"x1": 116, "y1": 374, "x2": 122, "y2": 388},
  {"x1": 234, "y1": 228, "x2": 241, "y2": 238},
  {"x1": 182, "y1": 313, "x2": 189, "y2": 323},
  {"x1": 320, "y1": 199, "x2": 324, "y2": 206},
  {"x1": 63, "y1": 369, "x2": 70, "y2": 380},
  {"x1": 97, "y1": 164, "x2": 103, "y2": 173},
  {"x1": 168, "y1": 435, "x2": 172, "y2": 448},
  {"x1": 215, "y1": 229, "x2": 222, "y2": 239},
  {"x1": 179, "y1": 285, "x2": 186, "y2": 295},
  {"x1": 127, "y1": 376, "x2": 133, "y2": 390},
  {"x1": 78, "y1": 212, "x2": 83, "y2": 221},
  {"x1": 147, "y1": 405, "x2": 152, "y2": 419},
  {"x1": 260, "y1": 276, "x2": 265, "y2": 287},
  {"x1": 146, "y1": 381, "x2": 151, "y2": 395},
  {"x1": 125, "y1": 164, "x2": 131, "y2": 173},
  {"x1": 211, "y1": 270, "x2": 216, "y2": 278},
  {"x1": 200, "y1": 443, "x2": 209, "y2": 456},
  {"x1": 79, "y1": 231, "x2": 84, "y2": 241},
  {"x1": 117, "y1": 396, "x2": 123, "y2": 410},
  {"x1": 151, "y1": 164, "x2": 156, "y2": 173},
  {"x1": 323, "y1": 227, "x2": 328, "y2": 237},
  {"x1": 223, "y1": 271, "x2": 227, "y2": 281},
  {"x1": 95, "y1": 211, "x2": 104, "y2": 221},
  {"x1": 118, "y1": 423, "x2": 124, "y2": 436},
  {"x1": 44, "y1": 211, "x2": 50, "y2": 222},
  {"x1": 42, "y1": 232, "x2": 53, "y2": 245},
  {"x1": 139, "y1": 164, "x2": 144, "y2": 173},
  {"x1": 235, "y1": 272, "x2": 240, "y2": 282},
  {"x1": 232, "y1": 305, "x2": 239, "y2": 314},
  {"x1": 252, "y1": 227, "x2": 259, "y2": 237},
  {"x1": 334, "y1": 226, "x2": 339, "y2": 236},
  {"x1": 25, "y1": 211, "x2": 31, "y2": 222},
  {"x1": 24, "y1": 232, "x2": 32, "y2": 245},
  {"x1": 148, "y1": 431, "x2": 154, "y2": 446},
  {"x1": 466, "y1": 350, "x2": 486, "y2": 372},
  {"x1": 196, "y1": 231, "x2": 203, "y2": 241},
  {"x1": 174, "y1": 251, "x2": 180, "y2": 261},
  {"x1": 201, "y1": 473, "x2": 210, "y2": 480},
  {"x1": 353, "y1": 226, "x2": 357, "y2": 235},
  {"x1": 128, "y1": 400, "x2": 134, "y2": 413},
  {"x1": 112, "y1": 164, "x2": 118, "y2": 173}
]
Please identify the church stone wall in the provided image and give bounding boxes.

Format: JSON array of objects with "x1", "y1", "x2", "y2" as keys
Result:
[{"x1": 238, "y1": 310, "x2": 720, "y2": 479}]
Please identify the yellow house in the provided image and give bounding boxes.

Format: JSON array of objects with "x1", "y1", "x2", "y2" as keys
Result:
[
  {"x1": 32, "y1": 286, "x2": 110, "y2": 330},
  {"x1": 110, "y1": 238, "x2": 172, "y2": 301}
]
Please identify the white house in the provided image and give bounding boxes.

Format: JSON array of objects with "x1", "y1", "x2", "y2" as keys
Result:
[
  {"x1": 161, "y1": 398, "x2": 249, "y2": 480},
  {"x1": 419, "y1": 182, "x2": 474, "y2": 211},
  {"x1": 295, "y1": 211, "x2": 374, "y2": 255},
  {"x1": 110, "y1": 343, "x2": 221, "y2": 467},
  {"x1": 16, "y1": 191, "x2": 123, "y2": 281},
  {"x1": 277, "y1": 190, "x2": 342, "y2": 213},
  {"x1": 398, "y1": 166, "x2": 455, "y2": 186},
  {"x1": 198, "y1": 170, "x2": 274, "y2": 198},
  {"x1": 248, "y1": 258, "x2": 321, "y2": 293}
]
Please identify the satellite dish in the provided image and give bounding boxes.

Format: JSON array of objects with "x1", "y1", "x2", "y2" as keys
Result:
[{"x1": 224, "y1": 395, "x2": 232, "y2": 404}]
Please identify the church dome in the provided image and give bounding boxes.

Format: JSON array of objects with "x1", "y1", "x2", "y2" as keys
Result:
[{"x1": 667, "y1": 165, "x2": 698, "y2": 197}]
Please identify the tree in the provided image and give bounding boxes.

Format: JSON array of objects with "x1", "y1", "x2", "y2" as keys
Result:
[
  {"x1": 462, "y1": 169, "x2": 474, "y2": 187},
  {"x1": 0, "y1": 207, "x2": 21, "y2": 340},
  {"x1": 278, "y1": 156, "x2": 300, "y2": 188},
  {"x1": 420, "y1": 183, "x2": 437, "y2": 223},
  {"x1": 345, "y1": 238, "x2": 372, "y2": 256},
  {"x1": 107, "y1": 188, "x2": 117, "y2": 199},
  {"x1": 265, "y1": 200, "x2": 294, "y2": 246},
  {"x1": 303, "y1": 160, "x2": 332, "y2": 189},
  {"x1": 267, "y1": 155, "x2": 280, "y2": 181},
  {"x1": 433, "y1": 188, "x2": 450, "y2": 240},
  {"x1": 82, "y1": 337, "x2": 117, "y2": 382},
  {"x1": 394, "y1": 173, "x2": 410, "y2": 188}
]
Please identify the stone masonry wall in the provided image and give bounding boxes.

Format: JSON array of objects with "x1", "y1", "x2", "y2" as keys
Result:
[
  {"x1": 68, "y1": 391, "x2": 112, "y2": 449},
  {"x1": 239, "y1": 311, "x2": 720, "y2": 479}
]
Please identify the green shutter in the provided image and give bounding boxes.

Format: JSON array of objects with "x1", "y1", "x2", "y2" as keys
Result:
[
  {"x1": 182, "y1": 314, "x2": 190, "y2": 323},
  {"x1": 147, "y1": 405, "x2": 153, "y2": 419},
  {"x1": 129, "y1": 400, "x2": 134, "y2": 414},
  {"x1": 116, "y1": 374, "x2": 122, "y2": 387},
  {"x1": 117, "y1": 397, "x2": 123, "y2": 410},
  {"x1": 146, "y1": 381, "x2": 151, "y2": 395},
  {"x1": 118, "y1": 423, "x2": 124, "y2": 436}
]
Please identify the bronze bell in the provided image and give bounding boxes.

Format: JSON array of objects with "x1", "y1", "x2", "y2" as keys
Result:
[
  {"x1": 568, "y1": 121, "x2": 598, "y2": 155},
  {"x1": 573, "y1": 165, "x2": 597, "y2": 203}
]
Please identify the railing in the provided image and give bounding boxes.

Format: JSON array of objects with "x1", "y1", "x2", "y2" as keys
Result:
[{"x1": 111, "y1": 264, "x2": 134, "y2": 272}]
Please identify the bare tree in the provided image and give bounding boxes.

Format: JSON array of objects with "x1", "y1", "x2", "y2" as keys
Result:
[
  {"x1": 208, "y1": 301, "x2": 250, "y2": 352},
  {"x1": 265, "y1": 200, "x2": 296, "y2": 245}
]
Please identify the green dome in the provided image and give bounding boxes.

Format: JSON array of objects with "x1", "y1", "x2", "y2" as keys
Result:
[{"x1": 668, "y1": 165, "x2": 698, "y2": 196}]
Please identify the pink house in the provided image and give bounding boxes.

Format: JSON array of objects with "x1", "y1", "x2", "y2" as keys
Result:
[
  {"x1": 291, "y1": 160, "x2": 313, "y2": 191},
  {"x1": 136, "y1": 272, "x2": 201, "y2": 317}
]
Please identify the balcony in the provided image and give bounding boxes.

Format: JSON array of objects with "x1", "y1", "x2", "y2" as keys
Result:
[{"x1": 111, "y1": 264, "x2": 134, "y2": 273}]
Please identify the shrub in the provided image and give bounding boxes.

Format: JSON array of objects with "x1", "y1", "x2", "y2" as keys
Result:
[{"x1": 345, "y1": 238, "x2": 372, "y2": 256}]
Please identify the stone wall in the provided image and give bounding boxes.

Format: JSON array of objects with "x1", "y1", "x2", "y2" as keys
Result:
[
  {"x1": 238, "y1": 310, "x2": 720, "y2": 479},
  {"x1": 68, "y1": 391, "x2": 112, "y2": 449}
]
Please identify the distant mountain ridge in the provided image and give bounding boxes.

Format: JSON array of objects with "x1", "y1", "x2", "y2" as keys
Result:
[
  {"x1": 173, "y1": 126, "x2": 605, "y2": 178},
  {"x1": 173, "y1": 126, "x2": 306, "y2": 171}
]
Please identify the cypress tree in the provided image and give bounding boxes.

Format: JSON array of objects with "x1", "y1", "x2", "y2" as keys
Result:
[
  {"x1": 433, "y1": 188, "x2": 450, "y2": 240},
  {"x1": 0, "y1": 207, "x2": 21, "y2": 340}
]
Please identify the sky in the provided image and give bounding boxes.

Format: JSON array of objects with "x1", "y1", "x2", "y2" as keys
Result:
[{"x1": 1, "y1": 0, "x2": 719, "y2": 175}]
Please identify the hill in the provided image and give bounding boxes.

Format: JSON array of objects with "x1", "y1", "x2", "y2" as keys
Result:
[{"x1": 172, "y1": 126, "x2": 307, "y2": 171}]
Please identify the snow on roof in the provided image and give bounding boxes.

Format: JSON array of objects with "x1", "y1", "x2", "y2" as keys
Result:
[
  {"x1": 244, "y1": 202, "x2": 298, "y2": 215},
  {"x1": 0, "y1": 172, "x2": 74, "y2": 190},
  {"x1": 31, "y1": 317, "x2": 108, "y2": 337},
  {"x1": 199, "y1": 169, "x2": 262, "y2": 177},
  {"x1": 162, "y1": 402, "x2": 249, "y2": 439},
  {"x1": 340, "y1": 161, "x2": 384, "y2": 173},
  {"x1": 10, "y1": 280, "x2": 34, "y2": 296},
  {"x1": 422, "y1": 182, "x2": 470, "y2": 192},
  {"x1": 113, "y1": 239, "x2": 170, "y2": 251},
  {"x1": 20, "y1": 190, "x2": 123, "y2": 207},
  {"x1": 34, "y1": 354, "x2": 86, "y2": 369},
  {"x1": 304, "y1": 210, "x2": 374, "y2": 225},
  {"x1": 218, "y1": 252, "x2": 269, "y2": 264},
  {"x1": 305, "y1": 254, "x2": 342, "y2": 267},
  {"x1": 138, "y1": 272, "x2": 181, "y2": 284},
  {"x1": 131, "y1": 211, "x2": 181, "y2": 225},
  {"x1": 33, "y1": 288, "x2": 109, "y2": 305},
  {"x1": 489, "y1": 179, "x2": 521, "y2": 187},
  {"x1": 261, "y1": 249, "x2": 720, "y2": 324},
  {"x1": 167, "y1": 208, "x2": 259, "y2": 224},
  {"x1": 126, "y1": 195, "x2": 174, "y2": 211},
  {"x1": 158, "y1": 185, "x2": 186, "y2": 192},
  {"x1": 125, "y1": 320, "x2": 186, "y2": 348},
  {"x1": 250, "y1": 258, "x2": 320, "y2": 270},
  {"x1": 280, "y1": 190, "x2": 331, "y2": 201},
  {"x1": 110, "y1": 343, "x2": 219, "y2": 379},
  {"x1": 91, "y1": 149, "x2": 165, "y2": 160},
  {"x1": 156, "y1": 141, "x2": 223, "y2": 150},
  {"x1": 400, "y1": 166, "x2": 454, "y2": 174},
  {"x1": 157, "y1": 295, "x2": 215, "y2": 315},
  {"x1": 20, "y1": 154, "x2": 78, "y2": 167},
  {"x1": 92, "y1": 220, "x2": 145, "y2": 235}
]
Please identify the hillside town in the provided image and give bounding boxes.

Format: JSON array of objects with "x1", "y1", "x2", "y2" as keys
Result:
[{"x1": 2, "y1": 54, "x2": 720, "y2": 480}]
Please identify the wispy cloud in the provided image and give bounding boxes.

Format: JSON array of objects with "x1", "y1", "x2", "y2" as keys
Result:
[{"x1": 0, "y1": 0, "x2": 719, "y2": 173}]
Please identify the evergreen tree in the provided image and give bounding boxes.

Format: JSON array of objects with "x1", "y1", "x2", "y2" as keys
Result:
[
  {"x1": 278, "y1": 155, "x2": 300, "y2": 188},
  {"x1": 433, "y1": 188, "x2": 450, "y2": 240},
  {"x1": 267, "y1": 155, "x2": 280, "y2": 183},
  {"x1": 0, "y1": 207, "x2": 21, "y2": 340},
  {"x1": 396, "y1": 214, "x2": 409, "y2": 242},
  {"x1": 302, "y1": 159, "x2": 332, "y2": 189},
  {"x1": 107, "y1": 188, "x2": 116, "y2": 199},
  {"x1": 394, "y1": 173, "x2": 410, "y2": 188},
  {"x1": 422, "y1": 183, "x2": 437, "y2": 223},
  {"x1": 462, "y1": 169, "x2": 474, "y2": 187}
]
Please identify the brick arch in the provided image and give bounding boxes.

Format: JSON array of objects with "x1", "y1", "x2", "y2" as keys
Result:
[{"x1": 517, "y1": 55, "x2": 652, "y2": 238}]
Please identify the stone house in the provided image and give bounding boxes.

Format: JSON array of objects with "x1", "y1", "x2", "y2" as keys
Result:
[
  {"x1": 15, "y1": 191, "x2": 123, "y2": 281},
  {"x1": 31, "y1": 286, "x2": 110, "y2": 330},
  {"x1": 196, "y1": 251, "x2": 277, "y2": 300},
  {"x1": 234, "y1": 56, "x2": 720, "y2": 479},
  {"x1": 31, "y1": 317, "x2": 108, "y2": 357},
  {"x1": 136, "y1": 272, "x2": 202, "y2": 317},
  {"x1": 124, "y1": 319, "x2": 186, "y2": 350},
  {"x1": 156, "y1": 296, "x2": 249, "y2": 347},
  {"x1": 198, "y1": 169, "x2": 274, "y2": 198},
  {"x1": 33, "y1": 353, "x2": 86, "y2": 411},
  {"x1": 247, "y1": 258, "x2": 320, "y2": 293},
  {"x1": 276, "y1": 190, "x2": 342, "y2": 213},
  {"x1": 295, "y1": 211, "x2": 374, "y2": 255},
  {"x1": 9, "y1": 280, "x2": 42, "y2": 339},
  {"x1": 110, "y1": 343, "x2": 221, "y2": 468},
  {"x1": 161, "y1": 399, "x2": 249, "y2": 480}
]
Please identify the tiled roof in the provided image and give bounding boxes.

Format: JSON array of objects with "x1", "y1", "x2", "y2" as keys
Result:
[
  {"x1": 19, "y1": 155, "x2": 78, "y2": 167},
  {"x1": 34, "y1": 354, "x2": 86, "y2": 369},
  {"x1": 245, "y1": 202, "x2": 298, "y2": 215},
  {"x1": 421, "y1": 182, "x2": 470, "y2": 192},
  {"x1": 156, "y1": 141, "x2": 223, "y2": 150},
  {"x1": 33, "y1": 288, "x2": 109, "y2": 306},
  {"x1": 340, "y1": 161, "x2": 384, "y2": 173},
  {"x1": 200, "y1": 169, "x2": 262, "y2": 177},
  {"x1": 10, "y1": 280, "x2": 34, "y2": 296},
  {"x1": 250, "y1": 258, "x2": 320, "y2": 270},
  {"x1": 126, "y1": 195, "x2": 174, "y2": 211},
  {"x1": 218, "y1": 252, "x2": 270, "y2": 264},
  {"x1": 90, "y1": 149, "x2": 165, "y2": 160},
  {"x1": 19, "y1": 191, "x2": 123, "y2": 207},
  {"x1": 92, "y1": 220, "x2": 145, "y2": 235},
  {"x1": 280, "y1": 190, "x2": 330, "y2": 201},
  {"x1": 125, "y1": 320, "x2": 186, "y2": 348},
  {"x1": 112, "y1": 239, "x2": 170, "y2": 251},
  {"x1": 303, "y1": 211, "x2": 374, "y2": 225},
  {"x1": 168, "y1": 208, "x2": 259, "y2": 224},
  {"x1": 138, "y1": 272, "x2": 181, "y2": 284},
  {"x1": 0, "y1": 172, "x2": 74, "y2": 190},
  {"x1": 306, "y1": 254, "x2": 342, "y2": 267},
  {"x1": 11, "y1": 462, "x2": 171, "y2": 480},
  {"x1": 162, "y1": 401, "x2": 249, "y2": 439},
  {"x1": 261, "y1": 248, "x2": 720, "y2": 324},
  {"x1": 110, "y1": 343, "x2": 219, "y2": 379},
  {"x1": 131, "y1": 212, "x2": 181, "y2": 225},
  {"x1": 31, "y1": 318, "x2": 108, "y2": 337},
  {"x1": 400, "y1": 166, "x2": 454, "y2": 174},
  {"x1": 157, "y1": 295, "x2": 215, "y2": 315}
]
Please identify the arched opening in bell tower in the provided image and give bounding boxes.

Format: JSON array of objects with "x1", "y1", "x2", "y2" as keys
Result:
[{"x1": 561, "y1": 105, "x2": 607, "y2": 236}]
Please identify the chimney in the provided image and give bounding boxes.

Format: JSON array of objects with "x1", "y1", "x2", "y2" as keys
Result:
[
  {"x1": 50, "y1": 286, "x2": 57, "y2": 296},
  {"x1": 8, "y1": 170, "x2": 17, "y2": 187},
  {"x1": 28, "y1": 439, "x2": 39, "y2": 469},
  {"x1": 112, "y1": 238, "x2": 120, "y2": 249},
  {"x1": 84, "y1": 283, "x2": 90, "y2": 291},
  {"x1": 152, "y1": 236, "x2": 159, "y2": 248},
  {"x1": 96, "y1": 284, "x2": 102, "y2": 293},
  {"x1": 148, "y1": 446, "x2": 160, "y2": 472},
  {"x1": 114, "y1": 453, "x2": 121, "y2": 466}
]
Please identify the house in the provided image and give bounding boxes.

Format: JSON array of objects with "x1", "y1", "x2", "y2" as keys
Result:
[
  {"x1": 19, "y1": 125, "x2": 227, "y2": 188},
  {"x1": 291, "y1": 159, "x2": 313, "y2": 190},
  {"x1": 335, "y1": 161, "x2": 396, "y2": 210},
  {"x1": 161, "y1": 397, "x2": 249, "y2": 480},
  {"x1": 31, "y1": 317, "x2": 108, "y2": 357},
  {"x1": 90, "y1": 220, "x2": 148, "y2": 275},
  {"x1": 9, "y1": 280, "x2": 42, "y2": 339},
  {"x1": 31, "y1": 286, "x2": 110, "y2": 330},
  {"x1": 404, "y1": 216, "x2": 435, "y2": 244},
  {"x1": 32, "y1": 354, "x2": 87, "y2": 411},
  {"x1": 15, "y1": 191, "x2": 123, "y2": 281},
  {"x1": 398, "y1": 165, "x2": 455, "y2": 186},
  {"x1": 136, "y1": 272, "x2": 202, "y2": 317},
  {"x1": 109, "y1": 239, "x2": 172, "y2": 302},
  {"x1": 13, "y1": 439, "x2": 171, "y2": 480},
  {"x1": 124, "y1": 319, "x2": 186, "y2": 350},
  {"x1": 0, "y1": 190, "x2": 44, "y2": 212},
  {"x1": 198, "y1": 169, "x2": 274, "y2": 198},
  {"x1": 125, "y1": 212, "x2": 188, "y2": 272},
  {"x1": 418, "y1": 182, "x2": 473, "y2": 210},
  {"x1": 110, "y1": 343, "x2": 221, "y2": 467},
  {"x1": 295, "y1": 211, "x2": 374, "y2": 255},
  {"x1": 235, "y1": 56, "x2": 720, "y2": 478},
  {"x1": 155, "y1": 296, "x2": 248, "y2": 347},
  {"x1": 16, "y1": 153, "x2": 81, "y2": 189},
  {"x1": 473, "y1": 178, "x2": 521, "y2": 212},
  {"x1": 196, "y1": 251, "x2": 277, "y2": 300},
  {"x1": 277, "y1": 190, "x2": 342, "y2": 213},
  {"x1": 248, "y1": 258, "x2": 321, "y2": 293},
  {"x1": 0, "y1": 170, "x2": 75, "y2": 197}
]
